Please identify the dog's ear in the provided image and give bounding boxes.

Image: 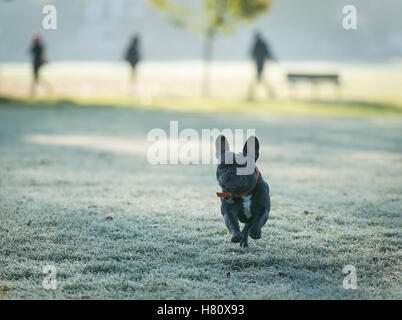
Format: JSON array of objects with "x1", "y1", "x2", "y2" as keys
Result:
[
  {"x1": 243, "y1": 136, "x2": 259, "y2": 161},
  {"x1": 215, "y1": 135, "x2": 230, "y2": 159}
]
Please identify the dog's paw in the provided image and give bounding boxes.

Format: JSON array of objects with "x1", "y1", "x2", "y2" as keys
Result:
[
  {"x1": 249, "y1": 230, "x2": 261, "y2": 240},
  {"x1": 239, "y1": 237, "x2": 249, "y2": 248},
  {"x1": 231, "y1": 234, "x2": 241, "y2": 243}
]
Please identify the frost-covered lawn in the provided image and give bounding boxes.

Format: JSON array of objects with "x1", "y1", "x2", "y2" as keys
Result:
[{"x1": 0, "y1": 101, "x2": 401, "y2": 299}]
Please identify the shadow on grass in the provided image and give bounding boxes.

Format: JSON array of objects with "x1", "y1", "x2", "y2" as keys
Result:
[
  {"x1": 306, "y1": 99, "x2": 402, "y2": 113},
  {"x1": 0, "y1": 95, "x2": 83, "y2": 108},
  {"x1": 1, "y1": 93, "x2": 402, "y2": 158}
]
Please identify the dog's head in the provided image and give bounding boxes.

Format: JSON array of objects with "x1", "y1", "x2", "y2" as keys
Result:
[{"x1": 215, "y1": 135, "x2": 260, "y2": 194}]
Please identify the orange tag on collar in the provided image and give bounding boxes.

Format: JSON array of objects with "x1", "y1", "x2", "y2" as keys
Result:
[{"x1": 216, "y1": 192, "x2": 231, "y2": 198}]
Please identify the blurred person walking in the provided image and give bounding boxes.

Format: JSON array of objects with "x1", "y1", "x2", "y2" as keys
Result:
[
  {"x1": 125, "y1": 35, "x2": 141, "y2": 82},
  {"x1": 29, "y1": 33, "x2": 51, "y2": 96},
  {"x1": 248, "y1": 32, "x2": 276, "y2": 100}
]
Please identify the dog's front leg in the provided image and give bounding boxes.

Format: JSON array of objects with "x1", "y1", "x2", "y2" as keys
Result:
[
  {"x1": 249, "y1": 209, "x2": 269, "y2": 239},
  {"x1": 222, "y1": 206, "x2": 241, "y2": 243},
  {"x1": 240, "y1": 210, "x2": 267, "y2": 247},
  {"x1": 240, "y1": 223, "x2": 251, "y2": 248}
]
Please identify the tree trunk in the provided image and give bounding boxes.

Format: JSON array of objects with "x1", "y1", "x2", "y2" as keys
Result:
[{"x1": 202, "y1": 30, "x2": 214, "y2": 97}]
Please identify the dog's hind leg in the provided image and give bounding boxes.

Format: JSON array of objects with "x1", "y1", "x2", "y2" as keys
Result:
[{"x1": 249, "y1": 209, "x2": 269, "y2": 239}]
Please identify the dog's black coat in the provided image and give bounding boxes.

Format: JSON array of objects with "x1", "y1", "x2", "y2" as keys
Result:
[{"x1": 216, "y1": 135, "x2": 270, "y2": 248}]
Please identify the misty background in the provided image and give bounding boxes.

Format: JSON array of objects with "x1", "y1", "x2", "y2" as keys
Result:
[{"x1": 0, "y1": 0, "x2": 401, "y2": 63}]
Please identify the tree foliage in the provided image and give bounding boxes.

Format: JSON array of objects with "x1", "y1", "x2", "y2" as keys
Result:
[{"x1": 149, "y1": 0, "x2": 274, "y2": 35}]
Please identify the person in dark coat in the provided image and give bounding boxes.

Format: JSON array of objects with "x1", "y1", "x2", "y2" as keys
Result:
[
  {"x1": 29, "y1": 33, "x2": 50, "y2": 96},
  {"x1": 248, "y1": 32, "x2": 276, "y2": 100},
  {"x1": 125, "y1": 35, "x2": 141, "y2": 81}
]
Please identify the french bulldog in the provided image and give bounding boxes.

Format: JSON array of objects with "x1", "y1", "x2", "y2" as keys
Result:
[{"x1": 215, "y1": 135, "x2": 270, "y2": 248}]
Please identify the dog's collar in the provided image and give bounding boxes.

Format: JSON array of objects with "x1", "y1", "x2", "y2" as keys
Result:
[{"x1": 216, "y1": 168, "x2": 260, "y2": 199}]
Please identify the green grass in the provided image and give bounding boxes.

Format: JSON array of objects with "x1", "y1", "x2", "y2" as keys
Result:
[
  {"x1": 0, "y1": 100, "x2": 401, "y2": 299},
  {"x1": 2, "y1": 93, "x2": 402, "y2": 116}
]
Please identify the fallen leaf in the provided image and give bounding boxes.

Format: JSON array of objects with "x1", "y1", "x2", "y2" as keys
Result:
[
  {"x1": 332, "y1": 254, "x2": 339, "y2": 258},
  {"x1": 46, "y1": 227, "x2": 53, "y2": 231},
  {"x1": 0, "y1": 227, "x2": 9, "y2": 233},
  {"x1": 304, "y1": 210, "x2": 313, "y2": 215},
  {"x1": 152, "y1": 282, "x2": 166, "y2": 287},
  {"x1": 315, "y1": 216, "x2": 322, "y2": 221},
  {"x1": 1, "y1": 286, "x2": 9, "y2": 292},
  {"x1": 277, "y1": 272, "x2": 287, "y2": 278},
  {"x1": 27, "y1": 220, "x2": 32, "y2": 226},
  {"x1": 105, "y1": 216, "x2": 113, "y2": 221}
]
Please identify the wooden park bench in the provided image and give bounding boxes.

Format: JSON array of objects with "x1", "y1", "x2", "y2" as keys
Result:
[{"x1": 287, "y1": 73, "x2": 341, "y2": 98}]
